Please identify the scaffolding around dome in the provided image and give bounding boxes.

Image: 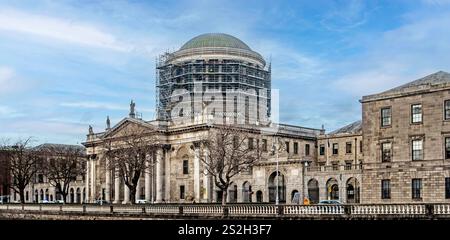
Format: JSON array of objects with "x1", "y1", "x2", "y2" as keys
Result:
[{"x1": 155, "y1": 34, "x2": 271, "y2": 126}]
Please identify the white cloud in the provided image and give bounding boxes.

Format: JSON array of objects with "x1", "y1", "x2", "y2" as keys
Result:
[
  {"x1": 0, "y1": 9, "x2": 131, "y2": 52},
  {"x1": 60, "y1": 101, "x2": 129, "y2": 111},
  {"x1": 332, "y1": 12, "x2": 450, "y2": 96},
  {"x1": 0, "y1": 105, "x2": 24, "y2": 118}
]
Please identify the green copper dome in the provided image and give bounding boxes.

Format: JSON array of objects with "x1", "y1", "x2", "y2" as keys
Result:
[{"x1": 180, "y1": 33, "x2": 252, "y2": 51}]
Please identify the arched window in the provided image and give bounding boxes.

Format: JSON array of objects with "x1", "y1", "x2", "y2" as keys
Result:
[
  {"x1": 256, "y1": 191, "x2": 263, "y2": 203},
  {"x1": 228, "y1": 184, "x2": 238, "y2": 203},
  {"x1": 268, "y1": 171, "x2": 286, "y2": 203},
  {"x1": 308, "y1": 179, "x2": 320, "y2": 204},
  {"x1": 326, "y1": 178, "x2": 339, "y2": 201},
  {"x1": 70, "y1": 188, "x2": 75, "y2": 203},
  {"x1": 76, "y1": 188, "x2": 81, "y2": 204},
  {"x1": 346, "y1": 178, "x2": 360, "y2": 203},
  {"x1": 242, "y1": 182, "x2": 252, "y2": 203}
]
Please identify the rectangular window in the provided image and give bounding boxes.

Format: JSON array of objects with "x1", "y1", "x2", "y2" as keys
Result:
[
  {"x1": 183, "y1": 160, "x2": 189, "y2": 174},
  {"x1": 248, "y1": 138, "x2": 254, "y2": 150},
  {"x1": 360, "y1": 140, "x2": 363, "y2": 153},
  {"x1": 293, "y1": 142, "x2": 298, "y2": 154},
  {"x1": 381, "y1": 142, "x2": 392, "y2": 162},
  {"x1": 412, "y1": 139, "x2": 423, "y2": 161},
  {"x1": 38, "y1": 174, "x2": 44, "y2": 183},
  {"x1": 319, "y1": 144, "x2": 325, "y2": 156},
  {"x1": 332, "y1": 143, "x2": 338, "y2": 155},
  {"x1": 381, "y1": 107, "x2": 392, "y2": 127},
  {"x1": 344, "y1": 162, "x2": 352, "y2": 170},
  {"x1": 285, "y1": 141, "x2": 290, "y2": 153},
  {"x1": 446, "y1": 178, "x2": 450, "y2": 199},
  {"x1": 332, "y1": 163, "x2": 339, "y2": 171},
  {"x1": 412, "y1": 178, "x2": 422, "y2": 199},
  {"x1": 445, "y1": 100, "x2": 450, "y2": 120},
  {"x1": 262, "y1": 139, "x2": 267, "y2": 152},
  {"x1": 445, "y1": 138, "x2": 450, "y2": 159},
  {"x1": 180, "y1": 185, "x2": 185, "y2": 199},
  {"x1": 346, "y1": 142, "x2": 352, "y2": 154},
  {"x1": 381, "y1": 179, "x2": 391, "y2": 199},
  {"x1": 411, "y1": 104, "x2": 422, "y2": 123},
  {"x1": 305, "y1": 144, "x2": 310, "y2": 156}
]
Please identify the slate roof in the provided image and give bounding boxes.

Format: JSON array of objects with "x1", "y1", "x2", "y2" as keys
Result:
[
  {"x1": 33, "y1": 143, "x2": 85, "y2": 153},
  {"x1": 362, "y1": 71, "x2": 450, "y2": 102},
  {"x1": 329, "y1": 120, "x2": 362, "y2": 135}
]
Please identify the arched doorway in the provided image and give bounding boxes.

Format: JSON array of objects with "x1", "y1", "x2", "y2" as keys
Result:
[
  {"x1": 70, "y1": 188, "x2": 75, "y2": 203},
  {"x1": 291, "y1": 190, "x2": 299, "y2": 203},
  {"x1": 346, "y1": 178, "x2": 360, "y2": 203},
  {"x1": 268, "y1": 171, "x2": 286, "y2": 203},
  {"x1": 34, "y1": 190, "x2": 38, "y2": 203},
  {"x1": 256, "y1": 191, "x2": 263, "y2": 203},
  {"x1": 76, "y1": 188, "x2": 81, "y2": 203},
  {"x1": 216, "y1": 190, "x2": 223, "y2": 203},
  {"x1": 326, "y1": 178, "x2": 339, "y2": 200},
  {"x1": 242, "y1": 182, "x2": 252, "y2": 203},
  {"x1": 40, "y1": 189, "x2": 44, "y2": 202},
  {"x1": 308, "y1": 179, "x2": 320, "y2": 204},
  {"x1": 228, "y1": 184, "x2": 237, "y2": 203},
  {"x1": 45, "y1": 189, "x2": 49, "y2": 201}
]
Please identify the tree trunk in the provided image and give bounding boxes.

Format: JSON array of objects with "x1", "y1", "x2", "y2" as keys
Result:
[
  {"x1": 62, "y1": 192, "x2": 68, "y2": 203},
  {"x1": 222, "y1": 190, "x2": 227, "y2": 206},
  {"x1": 129, "y1": 186, "x2": 136, "y2": 205},
  {"x1": 19, "y1": 189, "x2": 25, "y2": 203}
]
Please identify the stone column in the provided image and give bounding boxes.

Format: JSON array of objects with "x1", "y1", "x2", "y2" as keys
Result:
[
  {"x1": 193, "y1": 143, "x2": 200, "y2": 202},
  {"x1": 85, "y1": 159, "x2": 90, "y2": 203},
  {"x1": 113, "y1": 167, "x2": 120, "y2": 204},
  {"x1": 202, "y1": 150, "x2": 210, "y2": 202},
  {"x1": 164, "y1": 150, "x2": 171, "y2": 202},
  {"x1": 145, "y1": 154, "x2": 151, "y2": 202},
  {"x1": 90, "y1": 159, "x2": 95, "y2": 201},
  {"x1": 237, "y1": 186, "x2": 242, "y2": 203},
  {"x1": 155, "y1": 148, "x2": 163, "y2": 203},
  {"x1": 123, "y1": 182, "x2": 130, "y2": 204},
  {"x1": 105, "y1": 157, "x2": 111, "y2": 202},
  {"x1": 135, "y1": 179, "x2": 141, "y2": 201}
]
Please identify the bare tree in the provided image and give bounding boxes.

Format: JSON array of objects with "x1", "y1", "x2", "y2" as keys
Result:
[
  {"x1": 199, "y1": 125, "x2": 264, "y2": 205},
  {"x1": 0, "y1": 138, "x2": 40, "y2": 203},
  {"x1": 103, "y1": 125, "x2": 159, "y2": 204},
  {"x1": 39, "y1": 144, "x2": 86, "y2": 203}
]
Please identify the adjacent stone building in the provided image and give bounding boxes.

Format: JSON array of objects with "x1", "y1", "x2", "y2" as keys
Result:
[{"x1": 361, "y1": 71, "x2": 450, "y2": 203}]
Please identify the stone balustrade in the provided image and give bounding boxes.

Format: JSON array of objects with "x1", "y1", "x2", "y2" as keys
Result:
[
  {"x1": 351, "y1": 204, "x2": 425, "y2": 215},
  {"x1": 1, "y1": 203, "x2": 450, "y2": 218},
  {"x1": 284, "y1": 205, "x2": 344, "y2": 215}
]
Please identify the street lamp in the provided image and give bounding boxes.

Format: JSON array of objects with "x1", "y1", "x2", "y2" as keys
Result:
[
  {"x1": 301, "y1": 159, "x2": 312, "y2": 204},
  {"x1": 271, "y1": 136, "x2": 279, "y2": 205}
]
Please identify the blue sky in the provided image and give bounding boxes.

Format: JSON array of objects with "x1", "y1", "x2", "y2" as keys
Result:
[{"x1": 1, "y1": 0, "x2": 450, "y2": 145}]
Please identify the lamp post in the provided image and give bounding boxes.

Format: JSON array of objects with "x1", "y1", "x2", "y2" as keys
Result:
[
  {"x1": 301, "y1": 160, "x2": 312, "y2": 204},
  {"x1": 272, "y1": 136, "x2": 279, "y2": 205}
]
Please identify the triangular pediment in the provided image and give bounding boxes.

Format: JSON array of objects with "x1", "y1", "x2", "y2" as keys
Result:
[{"x1": 102, "y1": 118, "x2": 158, "y2": 139}]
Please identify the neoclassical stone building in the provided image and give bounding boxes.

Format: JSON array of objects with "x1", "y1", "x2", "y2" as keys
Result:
[
  {"x1": 81, "y1": 34, "x2": 450, "y2": 205},
  {"x1": 9, "y1": 33, "x2": 450, "y2": 205}
]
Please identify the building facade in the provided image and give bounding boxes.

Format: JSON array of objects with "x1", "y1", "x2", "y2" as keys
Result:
[{"x1": 7, "y1": 34, "x2": 450, "y2": 205}]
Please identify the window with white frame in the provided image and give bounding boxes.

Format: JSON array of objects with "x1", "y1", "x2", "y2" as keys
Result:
[
  {"x1": 411, "y1": 104, "x2": 422, "y2": 123},
  {"x1": 412, "y1": 139, "x2": 423, "y2": 161},
  {"x1": 381, "y1": 142, "x2": 392, "y2": 162},
  {"x1": 381, "y1": 107, "x2": 392, "y2": 127}
]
